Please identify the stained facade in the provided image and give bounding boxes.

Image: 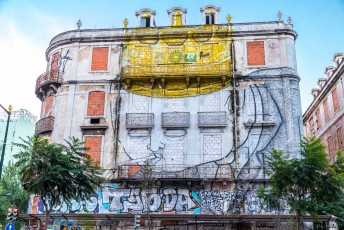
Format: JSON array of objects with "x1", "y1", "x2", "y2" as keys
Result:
[
  {"x1": 303, "y1": 53, "x2": 344, "y2": 162},
  {"x1": 29, "y1": 5, "x2": 302, "y2": 229}
]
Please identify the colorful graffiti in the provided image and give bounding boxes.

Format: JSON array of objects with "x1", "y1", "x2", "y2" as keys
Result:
[{"x1": 30, "y1": 184, "x2": 289, "y2": 215}]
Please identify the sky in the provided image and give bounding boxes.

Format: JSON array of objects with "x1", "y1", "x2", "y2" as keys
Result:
[{"x1": 0, "y1": 0, "x2": 343, "y2": 117}]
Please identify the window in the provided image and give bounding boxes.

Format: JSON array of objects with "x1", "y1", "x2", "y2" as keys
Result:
[
  {"x1": 51, "y1": 52, "x2": 59, "y2": 71},
  {"x1": 87, "y1": 91, "x2": 105, "y2": 116},
  {"x1": 84, "y1": 136, "x2": 102, "y2": 166},
  {"x1": 91, "y1": 47, "x2": 109, "y2": 71},
  {"x1": 332, "y1": 88, "x2": 339, "y2": 112},
  {"x1": 327, "y1": 136, "x2": 334, "y2": 156},
  {"x1": 323, "y1": 99, "x2": 330, "y2": 121},
  {"x1": 337, "y1": 127, "x2": 343, "y2": 149},
  {"x1": 140, "y1": 15, "x2": 151, "y2": 27},
  {"x1": 45, "y1": 95, "x2": 54, "y2": 117},
  {"x1": 309, "y1": 117, "x2": 314, "y2": 135},
  {"x1": 50, "y1": 52, "x2": 60, "y2": 80},
  {"x1": 247, "y1": 41, "x2": 265, "y2": 66},
  {"x1": 205, "y1": 13, "x2": 215, "y2": 25},
  {"x1": 315, "y1": 109, "x2": 321, "y2": 130}
]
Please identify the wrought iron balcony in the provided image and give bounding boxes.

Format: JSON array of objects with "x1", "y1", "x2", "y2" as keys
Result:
[
  {"x1": 35, "y1": 116, "x2": 54, "y2": 135},
  {"x1": 161, "y1": 112, "x2": 190, "y2": 128},
  {"x1": 198, "y1": 111, "x2": 227, "y2": 128},
  {"x1": 115, "y1": 164, "x2": 233, "y2": 180},
  {"x1": 125, "y1": 113, "x2": 154, "y2": 129},
  {"x1": 35, "y1": 70, "x2": 63, "y2": 97}
]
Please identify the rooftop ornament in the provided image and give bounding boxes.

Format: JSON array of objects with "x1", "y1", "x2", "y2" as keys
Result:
[
  {"x1": 226, "y1": 14, "x2": 232, "y2": 24},
  {"x1": 277, "y1": 11, "x2": 282, "y2": 21},
  {"x1": 287, "y1": 16, "x2": 293, "y2": 25},
  {"x1": 77, "y1": 19, "x2": 82, "y2": 30},
  {"x1": 123, "y1": 18, "x2": 129, "y2": 28}
]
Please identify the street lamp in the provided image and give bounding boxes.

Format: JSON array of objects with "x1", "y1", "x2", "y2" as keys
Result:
[{"x1": 0, "y1": 104, "x2": 12, "y2": 179}]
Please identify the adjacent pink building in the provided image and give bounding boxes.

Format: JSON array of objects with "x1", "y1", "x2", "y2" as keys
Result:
[{"x1": 303, "y1": 53, "x2": 344, "y2": 161}]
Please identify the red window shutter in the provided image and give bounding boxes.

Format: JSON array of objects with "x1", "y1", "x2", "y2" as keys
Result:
[
  {"x1": 327, "y1": 136, "x2": 334, "y2": 156},
  {"x1": 84, "y1": 136, "x2": 102, "y2": 166},
  {"x1": 91, "y1": 47, "x2": 109, "y2": 71},
  {"x1": 323, "y1": 99, "x2": 329, "y2": 121},
  {"x1": 315, "y1": 110, "x2": 321, "y2": 130},
  {"x1": 309, "y1": 118, "x2": 314, "y2": 135},
  {"x1": 332, "y1": 88, "x2": 339, "y2": 112},
  {"x1": 247, "y1": 41, "x2": 265, "y2": 66},
  {"x1": 337, "y1": 127, "x2": 343, "y2": 149},
  {"x1": 87, "y1": 91, "x2": 105, "y2": 116}
]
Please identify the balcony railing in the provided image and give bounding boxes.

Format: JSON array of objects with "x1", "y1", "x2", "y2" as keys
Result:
[
  {"x1": 126, "y1": 113, "x2": 154, "y2": 129},
  {"x1": 198, "y1": 111, "x2": 227, "y2": 128},
  {"x1": 161, "y1": 112, "x2": 190, "y2": 128},
  {"x1": 115, "y1": 164, "x2": 233, "y2": 180},
  {"x1": 35, "y1": 70, "x2": 63, "y2": 95},
  {"x1": 122, "y1": 63, "x2": 231, "y2": 78},
  {"x1": 35, "y1": 116, "x2": 54, "y2": 135}
]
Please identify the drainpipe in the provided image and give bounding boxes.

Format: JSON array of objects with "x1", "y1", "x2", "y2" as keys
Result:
[
  {"x1": 231, "y1": 42, "x2": 239, "y2": 173},
  {"x1": 113, "y1": 44, "x2": 123, "y2": 166}
]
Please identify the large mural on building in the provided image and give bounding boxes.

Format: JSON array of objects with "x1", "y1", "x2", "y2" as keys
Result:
[{"x1": 121, "y1": 25, "x2": 233, "y2": 97}]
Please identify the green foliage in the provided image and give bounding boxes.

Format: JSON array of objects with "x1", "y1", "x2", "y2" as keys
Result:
[
  {"x1": 258, "y1": 136, "x2": 344, "y2": 223},
  {"x1": 0, "y1": 164, "x2": 29, "y2": 230},
  {"x1": 13, "y1": 136, "x2": 104, "y2": 215},
  {"x1": 140, "y1": 159, "x2": 156, "y2": 191}
]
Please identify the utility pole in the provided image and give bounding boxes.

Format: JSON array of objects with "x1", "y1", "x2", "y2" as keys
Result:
[{"x1": 0, "y1": 104, "x2": 12, "y2": 179}]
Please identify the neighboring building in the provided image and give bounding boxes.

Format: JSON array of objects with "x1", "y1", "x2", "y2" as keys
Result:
[
  {"x1": 303, "y1": 53, "x2": 344, "y2": 162},
  {"x1": 26, "y1": 6, "x2": 303, "y2": 229},
  {"x1": 0, "y1": 109, "x2": 36, "y2": 166}
]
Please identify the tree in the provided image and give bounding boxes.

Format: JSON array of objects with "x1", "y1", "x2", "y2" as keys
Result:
[
  {"x1": 139, "y1": 160, "x2": 156, "y2": 230},
  {"x1": 258, "y1": 137, "x2": 344, "y2": 229},
  {"x1": 14, "y1": 136, "x2": 104, "y2": 230},
  {"x1": 0, "y1": 163, "x2": 29, "y2": 230}
]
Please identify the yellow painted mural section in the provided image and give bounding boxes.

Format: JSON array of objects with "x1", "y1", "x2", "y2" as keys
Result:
[{"x1": 121, "y1": 25, "x2": 232, "y2": 97}]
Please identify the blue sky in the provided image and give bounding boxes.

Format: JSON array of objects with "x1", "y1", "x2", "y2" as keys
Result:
[{"x1": 0, "y1": 0, "x2": 343, "y2": 117}]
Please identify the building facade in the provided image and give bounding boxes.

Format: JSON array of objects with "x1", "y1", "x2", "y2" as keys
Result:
[
  {"x1": 303, "y1": 53, "x2": 344, "y2": 162},
  {"x1": 28, "y1": 5, "x2": 302, "y2": 229},
  {"x1": 0, "y1": 109, "x2": 36, "y2": 167}
]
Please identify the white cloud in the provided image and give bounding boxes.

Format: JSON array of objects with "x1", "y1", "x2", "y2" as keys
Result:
[{"x1": 0, "y1": 5, "x2": 74, "y2": 117}]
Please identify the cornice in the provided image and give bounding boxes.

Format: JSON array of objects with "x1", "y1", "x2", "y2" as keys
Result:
[
  {"x1": 302, "y1": 59, "x2": 344, "y2": 121},
  {"x1": 46, "y1": 22, "x2": 297, "y2": 58}
]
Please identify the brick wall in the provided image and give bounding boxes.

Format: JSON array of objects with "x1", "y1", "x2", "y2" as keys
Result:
[
  {"x1": 91, "y1": 47, "x2": 109, "y2": 71},
  {"x1": 332, "y1": 88, "x2": 339, "y2": 112},
  {"x1": 247, "y1": 41, "x2": 265, "y2": 66},
  {"x1": 202, "y1": 92, "x2": 220, "y2": 111},
  {"x1": 45, "y1": 95, "x2": 54, "y2": 117},
  {"x1": 84, "y1": 136, "x2": 102, "y2": 165},
  {"x1": 87, "y1": 91, "x2": 105, "y2": 116},
  {"x1": 164, "y1": 98, "x2": 185, "y2": 112},
  {"x1": 131, "y1": 94, "x2": 150, "y2": 112},
  {"x1": 203, "y1": 134, "x2": 222, "y2": 162}
]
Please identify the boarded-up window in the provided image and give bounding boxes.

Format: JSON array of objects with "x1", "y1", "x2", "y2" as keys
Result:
[
  {"x1": 84, "y1": 136, "x2": 102, "y2": 166},
  {"x1": 247, "y1": 41, "x2": 265, "y2": 66},
  {"x1": 91, "y1": 47, "x2": 109, "y2": 71},
  {"x1": 332, "y1": 88, "x2": 339, "y2": 112},
  {"x1": 323, "y1": 99, "x2": 330, "y2": 121},
  {"x1": 51, "y1": 52, "x2": 59, "y2": 71},
  {"x1": 337, "y1": 127, "x2": 343, "y2": 149},
  {"x1": 327, "y1": 136, "x2": 334, "y2": 156},
  {"x1": 315, "y1": 109, "x2": 321, "y2": 130},
  {"x1": 50, "y1": 52, "x2": 60, "y2": 80},
  {"x1": 309, "y1": 117, "x2": 314, "y2": 135},
  {"x1": 87, "y1": 91, "x2": 105, "y2": 116},
  {"x1": 45, "y1": 95, "x2": 54, "y2": 117}
]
